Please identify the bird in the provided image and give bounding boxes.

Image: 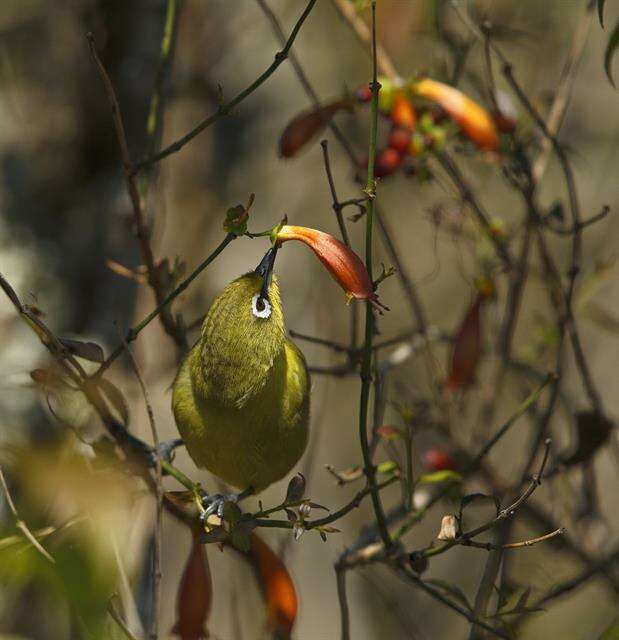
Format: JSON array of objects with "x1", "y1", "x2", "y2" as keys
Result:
[{"x1": 171, "y1": 247, "x2": 310, "y2": 506}]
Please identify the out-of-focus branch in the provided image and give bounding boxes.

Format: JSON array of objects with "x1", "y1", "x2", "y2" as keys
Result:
[
  {"x1": 531, "y1": 1, "x2": 595, "y2": 183},
  {"x1": 136, "y1": 0, "x2": 318, "y2": 168},
  {"x1": 118, "y1": 335, "x2": 163, "y2": 640},
  {"x1": 0, "y1": 466, "x2": 55, "y2": 563},
  {"x1": 330, "y1": 0, "x2": 398, "y2": 80},
  {"x1": 87, "y1": 32, "x2": 188, "y2": 353}
]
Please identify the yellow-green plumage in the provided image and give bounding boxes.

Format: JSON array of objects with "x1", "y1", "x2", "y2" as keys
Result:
[{"x1": 172, "y1": 273, "x2": 310, "y2": 492}]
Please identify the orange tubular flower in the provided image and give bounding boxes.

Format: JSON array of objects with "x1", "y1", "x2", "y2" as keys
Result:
[
  {"x1": 250, "y1": 533, "x2": 298, "y2": 638},
  {"x1": 411, "y1": 79, "x2": 500, "y2": 152},
  {"x1": 275, "y1": 225, "x2": 388, "y2": 311}
]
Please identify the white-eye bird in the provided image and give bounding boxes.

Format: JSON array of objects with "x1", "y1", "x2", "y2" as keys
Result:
[{"x1": 172, "y1": 248, "x2": 310, "y2": 497}]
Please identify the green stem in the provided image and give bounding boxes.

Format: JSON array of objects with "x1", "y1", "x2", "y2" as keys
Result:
[{"x1": 358, "y1": 0, "x2": 391, "y2": 550}]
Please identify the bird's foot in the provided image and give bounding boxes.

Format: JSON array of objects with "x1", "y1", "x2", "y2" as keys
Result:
[
  {"x1": 200, "y1": 487, "x2": 254, "y2": 519},
  {"x1": 148, "y1": 438, "x2": 184, "y2": 467}
]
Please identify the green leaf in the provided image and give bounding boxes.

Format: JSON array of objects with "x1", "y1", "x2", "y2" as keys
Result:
[
  {"x1": 222, "y1": 501, "x2": 242, "y2": 525},
  {"x1": 418, "y1": 470, "x2": 462, "y2": 485},
  {"x1": 604, "y1": 19, "x2": 619, "y2": 87},
  {"x1": 598, "y1": 0, "x2": 606, "y2": 28},
  {"x1": 376, "y1": 460, "x2": 399, "y2": 475}
]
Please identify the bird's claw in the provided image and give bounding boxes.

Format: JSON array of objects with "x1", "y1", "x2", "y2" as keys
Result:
[{"x1": 201, "y1": 493, "x2": 238, "y2": 519}]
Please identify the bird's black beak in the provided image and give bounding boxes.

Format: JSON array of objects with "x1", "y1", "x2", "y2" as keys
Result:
[{"x1": 254, "y1": 246, "x2": 278, "y2": 301}]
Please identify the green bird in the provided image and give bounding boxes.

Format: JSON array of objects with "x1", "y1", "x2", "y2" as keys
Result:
[{"x1": 172, "y1": 248, "x2": 310, "y2": 501}]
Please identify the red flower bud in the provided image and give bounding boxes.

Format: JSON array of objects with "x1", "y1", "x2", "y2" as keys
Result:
[
  {"x1": 447, "y1": 293, "x2": 485, "y2": 391},
  {"x1": 275, "y1": 225, "x2": 388, "y2": 311},
  {"x1": 411, "y1": 79, "x2": 499, "y2": 152}
]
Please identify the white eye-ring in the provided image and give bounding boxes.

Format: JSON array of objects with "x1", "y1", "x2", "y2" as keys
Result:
[{"x1": 252, "y1": 294, "x2": 272, "y2": 319}]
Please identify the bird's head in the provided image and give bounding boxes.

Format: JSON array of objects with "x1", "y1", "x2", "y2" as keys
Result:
[{"x1": 197, "y1": 247, "x2": 286, "y2": 406}]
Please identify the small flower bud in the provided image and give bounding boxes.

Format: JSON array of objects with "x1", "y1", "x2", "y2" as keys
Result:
[{"x1": 437, "y1": 515, "x2": 458, "y2": 541}]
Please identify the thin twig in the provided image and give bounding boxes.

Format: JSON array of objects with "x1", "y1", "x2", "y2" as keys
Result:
[
  {"x1": 95, "y1": 233, "x2": 235, "y2": 378},
  {"x1": 531, "y1": 1, "x2": 595, "y2": 183},
  {"x1": 118, "y1": 333, "x2": 163, "y2": 640},
  {"x1": 358, "y1": 0, "x2": 391, "y2": 550},
  {"x1": 137, "y1": 0, "x2": 318, "y2": 168},
  {"x1": 330, "y1": 0, "x2": 398, "y2": 80},
  {"x1": 335, "y1": 564, "x2": 351, "y2": 640},
  {"x1": 395, "y1": 566, "x2": 510, "y2": 640},
  {"x1": 462, "y1": 527, "x2": 565, "y2": 551},
  {"x1": 415, "y1": 440, "x2": 553, "y2": 561},
  {"x1": 0, "y1": 466, "x2": 55, "y2": 563}
]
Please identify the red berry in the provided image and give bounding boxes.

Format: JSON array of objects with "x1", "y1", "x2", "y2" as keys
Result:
[
  {"x1": 422, "y1": 448, "x2": 455, "y2": 472},
  {"x1": 388, "y1": 127, "x2": 411, "y2": 155},
  {"x1": 374, "y1": 148, "x2": 401, "y2": 178},
  {"x1": 355, "y1": 85, "x2": 372, "y2": 103}
]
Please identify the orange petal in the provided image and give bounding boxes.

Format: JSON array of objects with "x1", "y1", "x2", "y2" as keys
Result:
[
  {"x1": 250, "y1": 533, "x2": 297, "y2": 638},
  {"x1": 279, "y1": 99, "x2": 350, "y2": 158},
  {"x1": 447, "y1": 293, "x2": 484, "y2": 391},
  {"x1": 275, "y1": 225, "x2": 387, "y2": 310},
  {"x1": 390, "y1": 94, "x2": 417, "y2": 130},
  {"x1": 411, "y1": 79, "x2": 499, "y2": 152},
  {"x1": 173, "y1": 530, "x2": 212, "y2": 640}
]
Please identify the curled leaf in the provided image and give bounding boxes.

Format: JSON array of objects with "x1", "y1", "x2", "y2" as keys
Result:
[
  {"x1": 411, "y1": 78, "x2": 500, "y2": 151},
  {"x1": 275, "y1": 225, "x2": 388, "y2": 311},
  {"x1": 59, "y1": 337, "x2": 104, "y2": 363},
  {"x1": 250, "y1": 532, "x2": 298, "y2": 638},
  {"x1": 172, "y1": 530, "x2": 212, "y2": 640},
  {"x1": 447, "y1": 293, "x2": 484, "y2": 391},
  {"x1": 279, "y1": 99, "x2": 351, "y2": 158}
]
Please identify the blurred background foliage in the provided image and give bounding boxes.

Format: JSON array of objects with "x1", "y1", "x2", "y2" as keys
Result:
[{"x1": 0, "y1": 0, "x2": 618, "y2": 638}]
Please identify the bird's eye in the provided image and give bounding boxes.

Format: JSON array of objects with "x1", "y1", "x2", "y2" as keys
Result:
[{"x1": 252, "y1": 293, "x2": 272, "y2": 319}]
